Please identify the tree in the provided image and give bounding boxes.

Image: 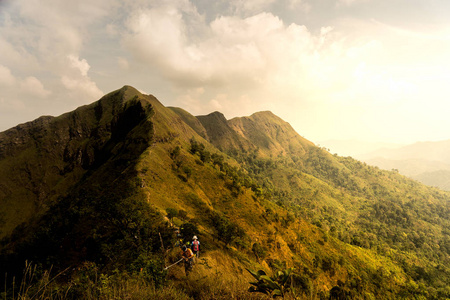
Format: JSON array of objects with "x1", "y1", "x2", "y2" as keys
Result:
[
  {"x1": 182, "y1": 166, "x2": 192, "y2": 179},
  {"x1": 166, "y1": 208, "x2": 178, "y2": 223},
  {"x1": 170, "y1": 146, "x2": 180, "y2": 159},
  {"x1": 252, "y1": 242, "x2": 267, "y2": 261},
  {"x1": 178, "y1": 209, "x2": 188, "y2": 221},
  {"x1": 180, "y1": 222, "x2": 199, "y2": 242}
]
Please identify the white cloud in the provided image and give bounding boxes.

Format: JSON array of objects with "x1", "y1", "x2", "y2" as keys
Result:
[
  {"x1": 121, "y1": 2, "x2": 385, "y2": 125},
  {"x1": 122, "y1": 2, "x2": 450, "y2": 143},
  {"x1": 61, "y1": 55, "x2": 103, "y2": 100},
  {"x1": 175, "y1": 87, "x2": 206, "y2": 115},
  {"x1": 287, "y1": 0, "x2": 311, "y2": 12},
  {"x1": 20, "y1": 76, "x2": 52, "y2": 98},
  {"x1": 123, "y1": 6, "x2": 313, "y2": 89},
  {"x1": 336, "y1": 0, "x2": 369, "y2": 6},
  {"x1": 229, "y1": 0, "x2": 276, "y2": 14},
  {"x1": 67, "y1": 55, "x2": 91, "y2": 77},
  {"x1": 209, "y1": 99, "x2": 223, "y2": 111},
  {"x1": 0, "y1": 65, "x2": 16, "y2": 86},
  {"x1": 0, "y1": 0, "x2": 111, "y2": 130},
  {"x1": 61, "y1": 75, "x2": 103, "y2": 99}
]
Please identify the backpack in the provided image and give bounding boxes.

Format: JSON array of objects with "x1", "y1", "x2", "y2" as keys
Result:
[{"x1": 192, "y1": 240, "x2": 199, "y2": 251}]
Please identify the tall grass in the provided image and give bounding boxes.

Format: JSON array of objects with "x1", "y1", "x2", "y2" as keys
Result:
[
  {"x1": 3, "y1": 262, "x2": 193, "y2": 300},
  {"x1": 3, "y1": 261, "x2": 72, "y2": 300}
]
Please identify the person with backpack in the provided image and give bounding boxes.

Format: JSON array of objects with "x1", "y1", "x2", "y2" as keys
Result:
[
  {"x1": 181, "y1": 245, "x2": 195, "y2": 275},
  {"x1": 191, "y1": 235, "x2": 200, "y2": 258}
]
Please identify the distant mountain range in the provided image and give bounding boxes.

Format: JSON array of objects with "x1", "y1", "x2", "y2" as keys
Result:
[
  {"x1": 319, "y1": 139, "x2": 403, "y2": 157},
  {"x1": 353, "y1": 140, "x2": 450, "y2": 190},
  {"x1": 321, "y1": 139, "x2": 450, "y2": 191}
]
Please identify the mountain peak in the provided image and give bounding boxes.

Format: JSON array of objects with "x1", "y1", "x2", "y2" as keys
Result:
[
  {"x1": 250, "y1": 110, "x2": 277, "y2": 117},
  {"x1": 198, "y1": 111, "x2": 227, "y2": 123},
  {"x1": 100, "y1": 85, "x2": 143, "y2": 106},
  {"x1": 119, "y1": 85, "x2": 142, "y2": 98},
  {"x1": 227, "y1": 111, "x2": 313, "y2": 157}
]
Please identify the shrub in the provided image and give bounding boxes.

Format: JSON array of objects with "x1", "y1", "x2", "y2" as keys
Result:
[
  {"x1": 247, "y1": 267, "x2": 294, "y2": 298},
  {"x1": 252, "y1": 242, "x2": 267, "y2": 260},
  {"x1": 166, "y1": 208, "x2": 178, "y2": 223},
  {"x1": 180, "y1": 222, "x2": 199, "y2": 243},
  {"x1": 210, "y1": 212, "x2": 245, "y2": 243},
  {"x1": 130, "y1": 253, "x2": 167, "y2": 288}
]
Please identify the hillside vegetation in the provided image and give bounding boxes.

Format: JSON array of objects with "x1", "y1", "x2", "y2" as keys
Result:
[{"x1": 0, "y1": 86, "x2": 449, "y2": 299}]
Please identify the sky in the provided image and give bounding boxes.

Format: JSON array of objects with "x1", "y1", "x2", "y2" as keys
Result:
[{"x1": 1, "y1": 0, "x2": 450, "y2": 146}]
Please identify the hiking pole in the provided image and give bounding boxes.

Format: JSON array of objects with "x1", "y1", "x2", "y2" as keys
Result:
[
  {"x1": 163, "y1": 258, "x2": 183, "y2": 270},
  {"x1": 159, "y1": 232, "x2": 165, "y2": 253}
]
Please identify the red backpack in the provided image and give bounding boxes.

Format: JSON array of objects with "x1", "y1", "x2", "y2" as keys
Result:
[{"x1": 192, "y1": 240, "x2": 199, "y2": 251}]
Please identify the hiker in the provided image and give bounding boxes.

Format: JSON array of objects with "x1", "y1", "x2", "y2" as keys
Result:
[
  {"x1": 181, "y1": 245, "x2": 195, "y2": 275},
  {"x1": 175, "y1": 238, "x2": 184, "y2": 248},
  {"x1": 191, "y1": 235, "x2": 200, "y2": 258}
]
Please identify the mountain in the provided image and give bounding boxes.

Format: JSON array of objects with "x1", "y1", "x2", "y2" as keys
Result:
[
  {"x1": 361, "y1": 157, "x2": 450, "y2": 177},
  {"x1": 414, "y1": 170, "x2": 450, "y2": 190},
  {"x1": 319, "y1": 139, "x2": 403, "y2": 157},
  {"x1": 0, "y1": 86, "x2": 154, "y2": 238},
  {"x1": 357, "y1": 140, "x2": 450, "y2": 190},
  {"x1": 1, "y1": 86, "x2": 449, "y2": 299},
  {"x1": 359, "y1": 140, "x2": 450, "y2": 163}
]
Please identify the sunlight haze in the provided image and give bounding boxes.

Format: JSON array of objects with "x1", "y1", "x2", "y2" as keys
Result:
[{"x1": 1, "y1": 0, "x2": 450, "y2": 145}]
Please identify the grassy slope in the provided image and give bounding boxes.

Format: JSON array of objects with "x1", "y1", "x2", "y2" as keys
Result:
[
  {"x1": 148, "y1": 103, "x2": 449, "y2": 298},
  {"x1": 192, "y1": 108, "x2": 450, "y2": 298},
  {"x1": 109, "y1": 98, "x2": 399, "y2": 297}
]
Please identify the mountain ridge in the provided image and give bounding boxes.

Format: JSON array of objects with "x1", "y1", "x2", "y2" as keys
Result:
[
  {"x1": 1, "y1": 85, "x2": 449, "y2": 299},
  {"x1": 0, "y1": 85, "x2": 157, "y2": 237}
]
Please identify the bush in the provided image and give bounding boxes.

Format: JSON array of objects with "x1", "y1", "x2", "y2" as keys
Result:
[
  {"x1": 210, "y1": 212, "x2": 245, "y2": 243},
  {"x1": 130, "y1": 253, "x2": 167, "y2": 288},
  {"x1": 166, "y1": 208, "x2": 178, "y2": 223},
  {"x1": 252, "y1": 242, "x2": 267, "y2": 260},
  {"x1": 180, "y1": 222, "x2": 199, "y2": 243},
  {"x1": 247, "y1": 267, "x2": 294, "y2": 298}
]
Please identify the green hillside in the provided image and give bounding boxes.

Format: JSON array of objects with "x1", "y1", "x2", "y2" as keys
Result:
[{"x1": 0, "y1": 86, "x2": 449, "y2": 299}]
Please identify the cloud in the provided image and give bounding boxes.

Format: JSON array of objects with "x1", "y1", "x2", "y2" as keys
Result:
[
  {"x1": 67, "y1": 55, "x2": 91, "y2": 77},
  {"x1": 121, "y1": 1, "x2": 450, "y2": 143},
  {"x1": 61, "y1": 75, "x2": 103, "y2": 99},
  {"x1": 228, "y1": 0, "x2": 276, "y2": 14},
  {"x1": 1, "y1": 0, "x2": 450, "y2": 144},
  {"x1": 287, "y1": 0, "x2": 311, "y2": 12},
  {"x1": 123, "y1": 4, "x2": 313, "y2": 89},
  {"x1": 209, "y1": 98, "x2": 223, "y2": 111},
  {"x1": 0, "y1": 0, "x2": 111, "y2": 130},
  {"x1": 175, "y1": 87, "x2": 206, "y2": 115},
  {"x1": 61, "y1": 55, "x2": 103, "y2": 100},
  {"x1": 20, "y1": 76, "x2": 52, "y2": 98},
  {"x1": 0, "y1": 64, "x2": 15, "y2": 86},
  {"x1": 336, "y1": 0, "x2": 369, "y2": 6},
  {"x1": 121, "y1": 1, "x2": 385, "y2": 123}
]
